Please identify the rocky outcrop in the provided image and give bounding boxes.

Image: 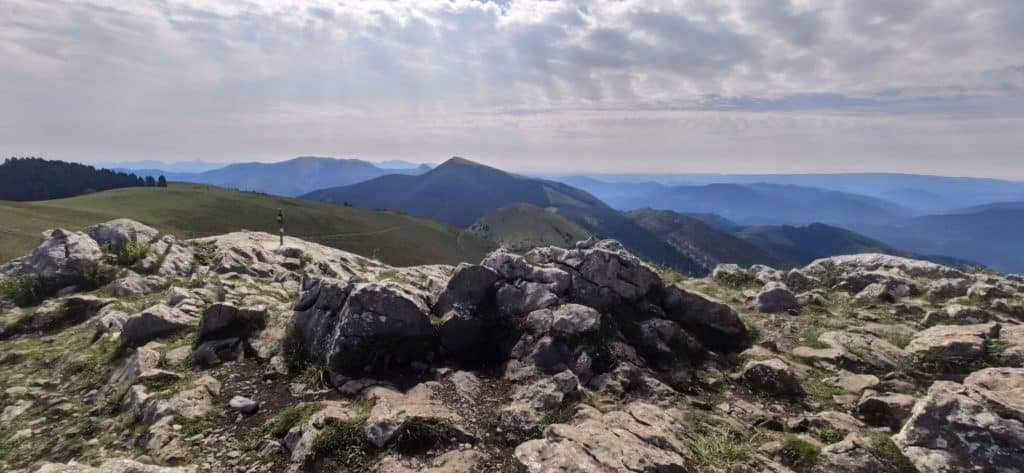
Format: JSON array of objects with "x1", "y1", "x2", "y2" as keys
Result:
[
  {"x1": 35, "y1": 458, "x2": 195, "y2": 472},
  {"x1": 894, "y1": 367, "x2": 1024, "y2": 472},
  {"x1": 288, "y1": 239, "x2": 751, "y2": 377}
]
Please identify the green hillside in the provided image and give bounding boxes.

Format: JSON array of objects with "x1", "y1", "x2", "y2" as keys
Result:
[
  {"x1": 0, "y1": 183, "x2": 493, "y2": 267},
  {"x1": 469, "y1": 203, "x2": 591, "y2": 251},
  {"x1": 628, "y1": 209, "x2": 792, "y2": 270}
]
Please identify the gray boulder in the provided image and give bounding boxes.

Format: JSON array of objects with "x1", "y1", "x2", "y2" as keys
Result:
[
  {"x1": 432, "y1": 263, "x2": 500, "y2": 315},
  {"x1": 84, "y1": 218, "x2": 159, "y2": 252},
  {"x1": 19, "y1": 228, "x2": 102, "y2": 283},
  {"x1": 550, "y1": 304, "x2": 602, "y2": 336},
  {"x1": 755, "y1": 282, "x2": 798, "y2": 313},
  {"x1": 741, "y1": 358, "x2": 804, "y2": 396},
  {"x1": 195, "y1": 302, "x2": 267, "y2": 342},
  {"x1": 894, "y1": 368, "x2": 1024, "y2": 472},
  {"x1": 513, "y1": 402, "x2": 694, "y2": 472},
  {"x1": 660, "y1": 285, "x2": 748, "y2": 351},
  {"x1": 855, "y1": 392, "x2": 916, "y2": 429},
  {"x1": 496, "y1": 281, "x2": 558, "y2": 316},
  {"x1": 437, "y1": 310, "x2": 483, "y2": 356},
  {"x1": 121, "y1": 304, "x2": 195, "y2": 347}
]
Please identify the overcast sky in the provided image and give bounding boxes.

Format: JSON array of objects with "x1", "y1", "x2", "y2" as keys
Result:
[{"x1": 2, "y1": 0, "x2": 1022, "y2": 177}]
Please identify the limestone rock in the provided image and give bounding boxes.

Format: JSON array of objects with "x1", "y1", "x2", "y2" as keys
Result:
[
  {"x1": 513, "y1": 402, "x2": 694, "y2": 473},
  {"x1": 500, "y1": 370, "x2": 580, "y2": 434},
  {"x1": 120, "y1": 304, "x2": 194, "y2": 348},
  {"x1": 740, "y1": 358, "x2": 803, "y2": 396},
  {"x1": 894, "y1": 368, "x2": 1024, "y2": 472},
  {"x1": 195, "y1": 302, "x2": 267, "y2": 342},
  {"x1": 83, "y1": 218, "x2": 160, "y2": 253},
  {"x1": 756, "y1": 282, "x2": 798, "y2": 313}
]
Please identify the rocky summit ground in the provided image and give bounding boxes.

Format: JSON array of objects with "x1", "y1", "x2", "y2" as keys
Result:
[{"x1": 1, "y1": 219, "x2": 1023, "y2": 473}]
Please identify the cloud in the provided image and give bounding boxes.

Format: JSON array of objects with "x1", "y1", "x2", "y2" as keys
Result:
[{"x1": 0, "y1": 0, "x2": 1022, "y2": 177}]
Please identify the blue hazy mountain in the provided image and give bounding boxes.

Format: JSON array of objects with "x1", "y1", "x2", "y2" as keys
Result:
[{"x1": 118, "y1": 156, "x2": 430, "y2": 197}]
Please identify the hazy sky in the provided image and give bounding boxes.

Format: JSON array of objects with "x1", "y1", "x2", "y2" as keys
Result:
[{"x1": 2, "y1": 0, "x2": 1023, "y2": 177}]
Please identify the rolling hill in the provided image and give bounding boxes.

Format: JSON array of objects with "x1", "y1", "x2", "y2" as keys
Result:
[
  {"x1": 304, "y1": 157, "x2": 708, "y2": 274},
  {"x1": 469, "y1": 203, "x2": 591, "y2": 252},
  {"x1": 0, "y1": 183, "x2": 493, "y2": 267},
  {"x1": 627, "y1": 209, "x2": 791, "y2": 269},
  {"x1": 124, "y1": 156, "x2": 430, "y2": 197}
]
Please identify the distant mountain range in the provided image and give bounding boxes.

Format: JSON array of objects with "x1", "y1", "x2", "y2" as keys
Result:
[
  {"x1": 561, "y1": 178, "x2": 913, "y2": 226},
  {"x1": 117, "y1": 157, "x2": 431, "y2": 197},
  {"x1": 302, "y1": 157, "x2": 972, "y2": 275},
  {"x1": 551, "y1": 173, "x2": 1024, "y2": 215}
]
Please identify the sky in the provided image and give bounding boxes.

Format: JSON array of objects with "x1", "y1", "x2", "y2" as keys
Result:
[{"x1": 1, "y1": 0, "x2": 1023, "y2": 178}]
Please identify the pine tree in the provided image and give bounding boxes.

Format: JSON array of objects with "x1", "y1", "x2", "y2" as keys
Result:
[
  {"x1": 157, "y1": 175, "x2": 167, "y2": 187},
  {"x1": 144, "y1": 176, "x2": 156, "y2": 187}
]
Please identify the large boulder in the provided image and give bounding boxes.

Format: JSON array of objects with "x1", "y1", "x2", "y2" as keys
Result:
[
  {"x1": 120, "y1": 304, "x2": 195, "y2": 348},
  {"x1": 905, "y1": 323, "x2": 1000, "y2": 373},
  {"x1": 755, "y1": 282, "x2": 798, "y2": 313},
  {"x1": 289, "y1": 278, "x2": 433, "y2": 374},
  {"x1": 660, "y1": 285, "x2": 749, "y2": 352},
  {"x1": 432, "y1": 263, "x2": 500, "y2": 315},
  {"x1": 893, "y1": 367, "x2": 1024, "y2": 472},
  {"x1": 513, "y1": 402, "x2": 694, "y2": 472},
  {"x1": 195, "y1": 302, "x2": 266, "y2": 342},
  {"x1": 500, "y1": 370, "x2": 580, "y2": 434},
  {"x1": 18, "y1": 228, "x2": 102, "y2": 284},
  {"x1": 83, "y1": 219, "x2": 160, "y2": 253},
  {"x1": 740, "y1": 358, "x2": 804, "y2": 397},
  {"x1": 803, "y1": 253, "x2": 965, "y2": 281},
  {"x1": 364, "y1": 382, "x2": 470, "y2": 448}
]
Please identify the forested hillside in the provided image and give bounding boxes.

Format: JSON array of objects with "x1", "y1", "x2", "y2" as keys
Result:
[{"x1": 0, "y1": 157, "x2": 157, "y2": 201}]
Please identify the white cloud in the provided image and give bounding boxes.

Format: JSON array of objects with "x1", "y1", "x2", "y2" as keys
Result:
[{"x1": 0, "y1": 0, "x2": 1022, "y2": 177}]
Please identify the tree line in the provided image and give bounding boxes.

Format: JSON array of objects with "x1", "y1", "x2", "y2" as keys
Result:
[{"x1": 0, "y1": 157, "x2": 167, "y2": 201}]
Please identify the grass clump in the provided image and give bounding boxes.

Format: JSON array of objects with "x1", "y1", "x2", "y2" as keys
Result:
[
  {"x1": 0, "y1": 275, "x2": 54, "y2": 307},
  {"x1": 799, "y1": 329, "x2": 830, "y2": 349},
  {"x1": 986, "y1": 339, "x2": 1011, "y2": 365},
  {"x1": 314, "y1": 418, "x2": 373, "y2": 472},
  {"x1": 685, "y1": 425, "x2": 756, "y2": 468},
  {"x1": 886, "y1": 332, "x2": 912, "y2": 350},
  {"x1": 391, "y1": 417, "x2": 453, "y2": 453},
  {"x1": 780, "y1": 434, "x2": 820, "y2": 470},
  {"x1": 869, "y1": 432, "x2": 916, "y2": 472},
  {"x1": 115, "y1": 240, "x2": 149, "y2": 266},
  {"x1": 191, "y1": 241, "x2": 216, "y2": 266},
  {"x1": 260, "y1": 402, "x2": 323, "y2": 438},
  {"x1": 172, "y1": 415, "x2": 210, "y2": 437},
  {"x1": 297, "y1": 365, "x2": 326, "y2": 387},
  {"x1": 801, "y1": 370, "x2": 844, "y2": 401}
]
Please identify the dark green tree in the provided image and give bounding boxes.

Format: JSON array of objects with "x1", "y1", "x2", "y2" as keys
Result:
[
  {"x1": 145, "y1": 176, "x2": 156, "y2": 187},
  {"x1": 157, "y1": 175, "x2": 168, "y2": 187}
]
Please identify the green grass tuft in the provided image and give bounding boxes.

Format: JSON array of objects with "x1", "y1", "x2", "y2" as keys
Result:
[
  {"x1": 868, "y1": 432, "x2": 916, "y2": 472},
  {"x1": 116, "y1": 240, "x2": 150, "y2": 266},
  {"x1": 313, "y1": 418, "x2": 373, "y2": 471},
  {"x1": 390, "y1": 417, "x2": 453, "y2": 453},
  {"x1": 260, "y1": 402, "x2": 323, "y2": 438},
  {"x1": 780, "y1": 435, "x2": 820, "y2": 470},
  {"x1": 685, "y1": 425, "x2": 756, "y2": 468}
]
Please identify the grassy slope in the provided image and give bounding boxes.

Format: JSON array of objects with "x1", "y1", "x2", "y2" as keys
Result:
[
  {"x1": 0, "y1": 183, "x2": 494, "y2": 267},
  {"x1": 628, "y1": 209, "x2": 792, "y2": 270},
  {"x1": 469, "y1": 203, "x2": 591, "y2": 251}
]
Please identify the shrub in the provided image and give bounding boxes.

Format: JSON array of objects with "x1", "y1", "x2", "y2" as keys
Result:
[
  {"x1": 191, "y1": 241, "x2": 216, "y2": 266},
  {"x1": 0, "y1": 275, "x2": 51, "y2": 307},
  {"x1": 780, "y1": 435, "x2": 820, "y2": 470},
  {"x1": 116, "y1": 240, "x2": 150, "y2": 266}
]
